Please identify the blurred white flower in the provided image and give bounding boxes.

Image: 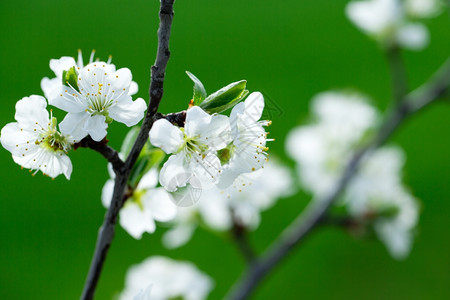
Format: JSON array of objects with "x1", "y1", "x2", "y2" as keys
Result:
[
  {"x1": 150, "y1": 106, "x2": 231, "y2": 197},
  {"x1": 120, "y1": 256, "x2": 213, "y2": 300},
  {"x1": 345, "y1": 147, "x2": 419, "y2": 259},
  {"x1": 346, "y1": 0, "x2": 403, "y2": 36},
  {"x1": 133, "y1": 285, "x2": 152, "y2": 300},
  {"x1": 286, "y1": 90, "x2": 419, "y2": 259},
  {"x1": 102, "y1": 169, "x2": 177, "y2": 239},
  {"x1": 286, "y1": 91, "x2": 378, "y2": 197},
  {"x1": 345, "y1": 0, "x2": 432, "y2": 50},
  {"x1": 162, "y1": 160, "x2": 295, "y2": 248},
  {"x1": 41, "y1": 50, "x2": 138, "y2": 101},
  {"x1": 405, "y1": 0, "x2": 444, "y2": 18},
  {"x1": 218, "y1": 92, "x2": 272, "y2": 188},
  {"x1": 1, "y1": 95, "x2": 74, "y2": 179}
]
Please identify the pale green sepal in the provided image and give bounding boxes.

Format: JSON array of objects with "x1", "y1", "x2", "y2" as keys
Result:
[
  {"x1": 186, "y1": 71, "x2": 207, "y2": 105},
  {"x1": 62, "y1": 66, "x2": 80, "y2": 92}
]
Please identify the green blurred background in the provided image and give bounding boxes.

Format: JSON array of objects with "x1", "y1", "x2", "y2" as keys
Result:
[{"x1": 1, "y1": 0, "x2": 449, "y2": 299}]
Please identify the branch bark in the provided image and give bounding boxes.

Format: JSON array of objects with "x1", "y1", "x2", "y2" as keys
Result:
[
  {"x1": 80, "y1": 1, "x2": 175, "y2": 299},
  {"x1": 74, "y1": 137, "x2": 124, "y2": 173},
  {"x1": 230, "y1": 211, "x2": 257, "y2": 264},
  {"x1": 225, "y1": 57, "x2": 450, "y2": 300}
]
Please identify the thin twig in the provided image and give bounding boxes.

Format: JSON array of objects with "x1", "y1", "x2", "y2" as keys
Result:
[
  {"x1": 225, "y1": 58, "x2": 450, "y2": 300},
  {"x1": 230, "y1": 210, "x2": 257, "y2": 264},
  {"x1": 80, "y1": 1, "x2": 175, "y2": 299},
  {"x1": 386, "y1": 45, "x2": 409, "y2": 102},
  {"x1": 74, "y1": 137, "x2": 124, "y2": 173}
]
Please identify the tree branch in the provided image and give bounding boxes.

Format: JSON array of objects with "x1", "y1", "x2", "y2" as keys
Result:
[
  {"x1": 230, "y1": 211, "x2": 257, "y2": 264},
  {"x1": 74, "y1": 137, "x2": 124, "y2": 173},
  {"x1": 225, "y1": 57, "x2": 450, "y2": 300},
  {"x1": 80, "y1": 1, "x2": 175, "y2": 299}
]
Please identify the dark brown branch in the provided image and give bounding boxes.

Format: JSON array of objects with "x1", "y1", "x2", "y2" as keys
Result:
[
  {"x1": 154, "y1": 110, "x2": 186, "y2": 127},
  {"x1": 230, "y1": 212, "x2": 256, "y2": 264},
  {"x1": 225, "y1": 58, "x2": 450, "y2": 300},
  {"x1": 74, "y1": 137, "x2": 124, "y2": 173},
  {"x1": 80, "y1": 1, "x2": 175, "y2": 299}
]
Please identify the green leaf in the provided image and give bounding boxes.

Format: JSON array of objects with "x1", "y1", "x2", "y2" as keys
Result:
[
  {"x1": 186, "y1": 71, "x2": 207, "y2": 105},
  {"x1": 199, "y1": 80, "x2": 248, "y2": 113},
  {"x1": 62, "y1": 66, "x2": 80, "y2": 92},
  {"x1": 128, "y1": 147, "x2": 166, "y2": 189}
]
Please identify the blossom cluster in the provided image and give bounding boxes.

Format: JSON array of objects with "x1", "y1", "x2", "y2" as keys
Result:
[
  {"x1": 1, "y1": 50, "x2": 147, "y2": 179},
  {"x1": 346, "y1": 0, "x2": 445, "y2": 50},
  {"x1": 120, "y1": 256, "x2": 213, "y2": 300},
  {"x1": 101, "y1": 86, "x2": 279, "y2": 240},
  {"x1": 286, "y1": 91, "x2": 419, "y2": 259}
]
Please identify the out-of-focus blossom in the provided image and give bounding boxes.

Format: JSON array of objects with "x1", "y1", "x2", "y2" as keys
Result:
[
  {"x1": 162, "y1": 160, "x2": 295, "y2": 248},
  {"x1": 119, "y1": 256, "x2": 213, "y2": 300},
  {"x1": 102, "y1": 169, "x2": 177, "y2": 239},
  {"x1": 286, "y1": 90, "x2": 419, "y2": 259},
  {"x1": 345, "y1": 0, "x2": 443, "y2": 50}
]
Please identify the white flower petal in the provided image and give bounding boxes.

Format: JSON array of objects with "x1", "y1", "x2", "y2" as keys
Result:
[
  {"x1": 49, "y1": 56, "x2": 76, "y2": 77},
  {"x1": 198, "y1": 114, "x2": 231, "y2": 150},
  {"x1": 120, "y1": 203, "x2": 156, "y2": 239},
  {"x1": 112, "y1": 68, "x2": 133, "y2": 91},
  {"x1": 184, "y1": 106, "x2": 212, "y2": 137},
  {"x1": 84, "y1": 115, "x2": 108, "y2": 141},
  {"x1": 102, "y1": 179, "x2": 115, "y2": 208},
  {"x1": 159, "y1": 154, "x2": 190, "y2": 192},
  {"x1": 162, "y1": 224, "x2": 196, "y2": 249},
  {"x1": 41, "y1": 77, "x2": 63, "y2": 101},
  {"x1": 59, "y1": 112, "x2": 89, "y2": 142},
  {"x1": 396, "y1": 23, "x2": 429, "y2": 50},
  {"x1": 137, "y1": 168, "x2": 159, "y2": 190},
  {"x1": 243, "y1": 92, "x2": 265, "y2": 123},
  {"x1": 109, "y1": 96, "x2": 147, "y2": 126},
  {"x1": 149, "y1": 119, "x2": 184, "y2": 154},
  {"x1": 191, "y1": 152, "x2": 221, "y2": 186},
  {"x1": 1, "y1": 123, "x2": 39, "y2": 156},
  {"x1": 129, "y1": 81, "x2": 139, "y2": 96},
  {"x1": 49, "y1": 88, "x2": 86, "y2": 113},
  {"x1": 14, "y1": 95, "x2": 49, "y2": 128},
  {"x1": 216, "y1": 167, "x2": 239, "y2": 189},
  {"x1": 145, "y1": 188, "x2": 177, "y2": 222}
]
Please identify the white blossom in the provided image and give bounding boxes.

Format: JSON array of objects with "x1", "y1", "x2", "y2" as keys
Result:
[
  {"x1": 120, "y1": 256, "x2": 213, "y2": 300},
  {"x1": 1, "y1": 95, "x2": 73, "y2": 179},
  {"x1": 218, "y1": 92, "x2": 272, "y2": 188},
  {"x1": 43, "y1": 51, "x2": 146, "y2": 142},
  {"x1": 150, "y1": 106, "x2": 231, "y2": 197},
  {"x1": 345, "y1": 0, "x2": 430, "y2": 50},
  {"x1": 162, "y1": 160, "x2": 294, "y2": 248},
  {"x1": 41, "y1": 50, "x2": 138, "y2": 101},
  {"x1": 102, "y1": 168, "x2": 177, "y2": 239}
]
